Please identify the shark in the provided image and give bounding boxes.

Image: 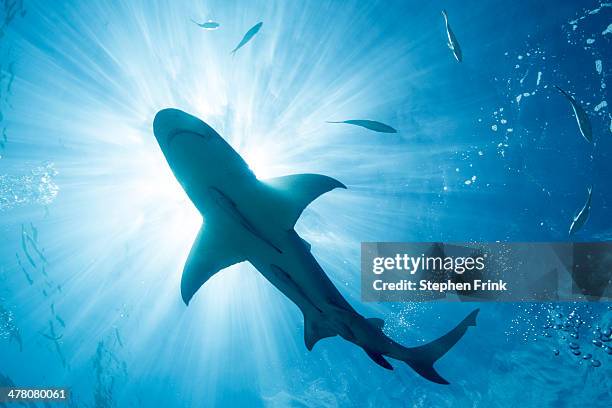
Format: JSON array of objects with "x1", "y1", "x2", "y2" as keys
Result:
[{"x1": 153, "y1": 108, "x2": 479, "y2": 384}]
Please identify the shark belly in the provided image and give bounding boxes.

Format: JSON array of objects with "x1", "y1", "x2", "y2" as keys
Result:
[{"x1": 248, "y1": 229, "x2": 355, "y2": 319}]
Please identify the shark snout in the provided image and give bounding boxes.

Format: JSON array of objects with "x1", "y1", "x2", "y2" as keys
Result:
[
  {"x1": 153, "y1": 108, "x2": 218, "y2": 148},
  {"x1": 153, "y1": 108, "x2": 186, "y2": 146}
]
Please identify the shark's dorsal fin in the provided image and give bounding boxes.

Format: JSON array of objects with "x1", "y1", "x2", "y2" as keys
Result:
[
  {"x1": 304, "y1": 316, "x2": 337, "y2": 350},
  {"x1": 262, "y1": 174, "x2": 346, "y2": 229},
  {"x1": 181, "y1": 220, "x2": 245, "y2": 305},
  {"x1": 366, "y1": 318, "x2": 385, "y2": 330}
]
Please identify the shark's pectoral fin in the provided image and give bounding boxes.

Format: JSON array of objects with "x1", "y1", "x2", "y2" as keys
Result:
[
  {"x1": 304, "y1": 316, "x2": 337, "y2": 351},
  {"x1": 262, "y1": 174, "x2": 346, "y2": 229},
  {"x1": 181, "y1": 221, "x2": 245, "y2": 305},
  {"x1": 366, "y1": 317, "x2": 385, "y2": 330},
  {"x1": 364, "y1": 349, "x2": 394, "y2": 370}
]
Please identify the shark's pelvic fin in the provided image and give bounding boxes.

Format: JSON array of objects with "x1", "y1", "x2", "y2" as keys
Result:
[
  {"x1": 402, "y1": 309, "x2": 479, "y2": 384},
  {"x1": 181, "y1": 221, "x2": 245, "y2": 305},
  {"x1": 364, "y1": 349, "x2": 394, "y2": 370},
  {"x1": 304, "y1": 316, "x2": 337, "y2": 351},
  {"x1": 262, "y1": 174, "x2": 346, "y2": 229}
]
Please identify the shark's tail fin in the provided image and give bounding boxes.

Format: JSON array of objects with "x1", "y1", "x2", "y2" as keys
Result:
[{"x1": 401, "y1": 309, "x2": 479, "y2": 384}]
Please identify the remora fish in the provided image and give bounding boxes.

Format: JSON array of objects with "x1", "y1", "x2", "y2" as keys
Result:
[
  {"x1": 327, "y1": 120, "x2": 397, "y2": 133},
  {"x1": 231, "y1": 22, "x2": 263, "y2": 54},
  {"x1": 442, "y1": 9, "x2": 462, "y2": 62},
  {"x1": 191, "y1": 19, "x2": 220, "y2": 30},
  {"x1": 569, "y1": 186, "x2": 592, "y2": 236},
  {"x1": 555, "y1": 85, "x2": 593, "y2": 143},
  {"x1": 153, "y1": 108, "x2": 479, "y2": 384}
]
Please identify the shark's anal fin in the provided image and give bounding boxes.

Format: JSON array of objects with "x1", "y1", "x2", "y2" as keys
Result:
[
  {"x1": 362, "y1": 318, "x2": 392, "y2": 369},
  {"x1": 304, "y1": 316, "x2": 337, "y2": 351},
  {"x1": 181, "y1": 219, "x2": 245, "y2": 305},
  {"x1": 262, "y1": 174, "x2": 346, "y2": 229},
  {"x1": 364, "y1": 349, "x2": 394, "y2": 370}
]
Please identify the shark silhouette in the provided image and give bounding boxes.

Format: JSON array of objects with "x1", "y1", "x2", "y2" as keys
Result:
[{"x1": 153, "y1": 108, "x2": 479, "y2": 384}]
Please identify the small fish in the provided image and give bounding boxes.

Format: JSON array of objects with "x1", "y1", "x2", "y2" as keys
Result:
[
  {"x1": 42, "y1": 333, "x2": 63, "y2": 341},
  {"x1": 15, "y1": 253, "x2": 33, "y2": 284},
  {"x1": 30, "y1": 222, "x2": 38, "y2": 242},
  {"x1": 231, "y1": 22, "x2": 263, "y2": 54},
  {"x1": 327, "y1": 119, "x2": 397, "y2": 133},
  {"x1": 555, "y1": 85, "x2": 593, "y2": 143},
  {"x1": 6, "y1": 62, "x2": 15, "y2": 94},
  {"x1": 569, "y1": 186, "x2": 592, "y2": 236},
  {"x1": 21, "y1": 223, "x2": 47, "y2": 264},
  {"x1": 21, "y1": 225, "x2": 36, "y2": 268},
  {"x1": 47, "y1": 321, "x2": 67, "y2": 367},
  {"x1": 115, "y1": 327, "x2": 124, "y2": 348},
  {"x1": 442, "y1": 10, "x2": 462, "y2": 62},
  {"x1": 191, "y1": 19, "x2": 220, "y2": 30},
  {"x1": 26, "y1": 233, "x2": 47, "y2": 264}
]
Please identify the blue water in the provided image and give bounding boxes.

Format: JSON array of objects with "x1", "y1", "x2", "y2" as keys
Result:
[{"x1": 1, "y1": 0, "x2": 611, "y2": 406}]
